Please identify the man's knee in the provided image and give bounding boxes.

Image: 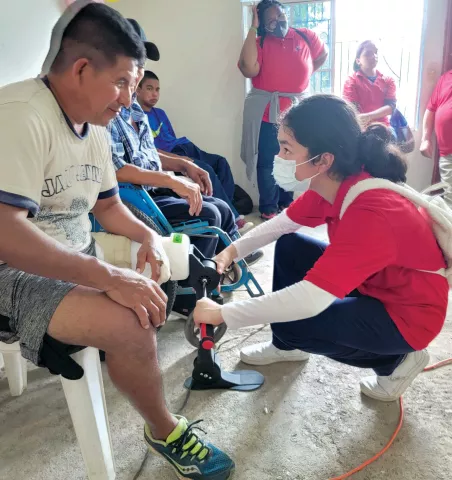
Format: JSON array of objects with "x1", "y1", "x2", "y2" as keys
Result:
[
  {"x1": 200, "y1": 201, "x2": 222, "y2": 227},
  {"x1": 48, "y1": 287, "x2": 158, "y2": 355}
]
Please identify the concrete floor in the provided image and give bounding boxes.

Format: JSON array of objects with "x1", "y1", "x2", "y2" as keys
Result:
[{"x1": 1, "y1": 216, "x2": 452, "y2": 480}]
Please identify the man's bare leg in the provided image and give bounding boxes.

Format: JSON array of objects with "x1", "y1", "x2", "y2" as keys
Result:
[{"x1": 48, "y1": 285, "x2": 177, "y2": 440}]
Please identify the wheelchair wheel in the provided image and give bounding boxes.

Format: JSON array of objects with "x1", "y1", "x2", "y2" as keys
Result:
[
  {"x1": 184, "y1": 311, "x2": 228, "y2": 348},
  {"x1": 221, "y1": 263, "x2": 242, "y2": 287},
  {"x1": 124, "y1": 202, "x2": 177, "y2": 319}
]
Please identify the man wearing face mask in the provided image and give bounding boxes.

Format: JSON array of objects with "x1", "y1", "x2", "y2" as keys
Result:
[{"x1": 239, "y1": 0, "x2": 328, "y2": 221}]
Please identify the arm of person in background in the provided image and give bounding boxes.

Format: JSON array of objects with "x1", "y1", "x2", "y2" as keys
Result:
[
  {"x1": 303, "y1": 28, "x2": 328, "y2": 72},
  {"x1": 420, "y1": 109, "x2": 436, "y2": 158},
  {"x1": 343, "y1": 76, "x2": 360, "y2": 111},
  {"x1": 158, "y1": 150, "x2": 213, "y2": 197},
  {"x1": 360, "y1": 106, "x2": 393, "y2": 125},
  {"x1": 360, "y1": 77, "x2": 396, "y2": 124},
  {"x1": 238, "y1": 5, "x2": 261, "y2": 78},
  {"x1": 420, "y1": 76, "x2": 442, "y2": 158},
  {"x1": 109, "y1": 122, "x2": 204, "y2": 216}
]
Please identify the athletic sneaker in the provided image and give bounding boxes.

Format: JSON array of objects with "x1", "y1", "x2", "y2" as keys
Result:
[
  {"x1": 243, "y1": 249, "x2": 264, "y2": 266},
  {"x1": 360, "y1": 350, "x2": 430, "y2": 402},
  {"x1": 236, "y1": 216, "x2": 254, "y2": 235},
  {"x1": 240, "y1": 341, "x2": 310, "y2": 366},
  {"x1": 260, "y1": 212, "x2": 278, "y2": 221},
  {"x1": 145, "y1": 416, "x2": 235, "y2": 479}
]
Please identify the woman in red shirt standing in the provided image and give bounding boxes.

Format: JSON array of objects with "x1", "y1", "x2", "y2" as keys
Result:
[
  {"x1": 420, "y1": 70, "x2": 452, "y2": 207},
  {"x1": 239, "y1": 0, "x2": 328, "y2": 220},
  {"x1": 194, "y1": 95, "x2": 448, "y2": 402},
  {"x1": 343, "y1": 40, "x2": 397, "y2": 129}
]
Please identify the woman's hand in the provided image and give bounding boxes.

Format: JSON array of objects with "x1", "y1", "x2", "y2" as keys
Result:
[
  {"x1": 252, "y1": 4, "x2": 260, "y2": 29},
  {"x1": 214, "y1": 245, "x2": 238, "y2": 274},
  {"x1": 358, "y1": 113, "x2": 371, "y2": 127},
  {"x1": 194, "y1": 298, "x2": 224, "y2": 327}
]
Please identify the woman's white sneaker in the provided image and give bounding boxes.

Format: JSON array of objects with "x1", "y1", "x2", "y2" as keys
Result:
[
  {"x1": 240, "y1": 341, "x2": 310, "y2": 366},
  {"x1": 360, "y1": 350, "x2": 430, "y2": 402}
]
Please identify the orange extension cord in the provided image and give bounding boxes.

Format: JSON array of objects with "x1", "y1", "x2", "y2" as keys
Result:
[{"x1": 329, "y1": 358, "x2": 452, "y2": 480}]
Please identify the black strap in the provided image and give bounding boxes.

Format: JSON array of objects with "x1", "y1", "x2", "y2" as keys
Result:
[{"x1": 294, "y1": 29, "x2": 311, "y2": 47}]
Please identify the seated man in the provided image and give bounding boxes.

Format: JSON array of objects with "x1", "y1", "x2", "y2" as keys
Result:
[
  {"x1": 0, "y1": 3, "x2": 234, "y2": 480},
  {"x1": 136, "y1": 70, "x2": 254, "y2": 234},
  {"x1": 108, "y1": 97, "x2": 263, "y2": 264}
]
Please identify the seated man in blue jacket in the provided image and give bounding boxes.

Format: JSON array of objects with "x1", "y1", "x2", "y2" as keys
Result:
[{"x1": 136, "y1": 70, "x2": 253, "y2": 234}]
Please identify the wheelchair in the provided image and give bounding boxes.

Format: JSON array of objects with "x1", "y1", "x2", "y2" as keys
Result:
[{"x1": 91, "y1": 183, "x2": 264, "y2": 347}]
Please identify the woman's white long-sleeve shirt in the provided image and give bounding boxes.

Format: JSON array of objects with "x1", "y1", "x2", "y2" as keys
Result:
[{"x1": 222, "y1": 212, "x2": 337, "y2": 330}]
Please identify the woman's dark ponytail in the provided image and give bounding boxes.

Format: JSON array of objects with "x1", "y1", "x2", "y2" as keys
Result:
[{"x1": 359, "y1": 124, "x2": 407, "y2": 183}]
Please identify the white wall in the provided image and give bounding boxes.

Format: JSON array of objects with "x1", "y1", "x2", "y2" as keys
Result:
[
  {"x1": 113, "y1": 0, "x2": 256, "y2": 198},
  {"x1": 0, "y1": 0, "x2": 61, "y2": 87}
]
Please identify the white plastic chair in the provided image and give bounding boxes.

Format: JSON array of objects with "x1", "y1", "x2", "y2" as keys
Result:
[{"x1": 0, "y1": 342, "x2": 116, "y2": 480}]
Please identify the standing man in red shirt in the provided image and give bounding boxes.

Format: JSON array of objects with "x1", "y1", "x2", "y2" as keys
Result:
[
  {"x1": 239, "y1": 0, "x2": 328, "y2": 220},
  {"x1": 420, "y1": 70, "x2": 452, "y2": 207},
  {"x1": 343, "y1": 40, "x2": 397, "y2": 129}
]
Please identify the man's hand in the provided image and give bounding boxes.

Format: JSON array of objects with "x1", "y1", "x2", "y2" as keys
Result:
[
  {"x1": 170, "y1": 176, "x2": 203, "y2": 216},
  {"x1": 105, "y1": 269, "x2": 168, "y2": 329},
  {"x1": 420, "y1": 139, "x2": 434, "y2": 159},
  {"x1": 194, "y1": 297, "x2": 224, "y2": 327},
  {"x1": 184, "y1": 163, "x2": 213, "y2": 197},
  {"x1": 136, "y1": 230, "x2": 164, "y2": 282}
]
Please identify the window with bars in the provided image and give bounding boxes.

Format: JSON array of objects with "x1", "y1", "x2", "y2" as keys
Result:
[{"x1": 285, "y1": 1, "x2": 333, "y2": 94}]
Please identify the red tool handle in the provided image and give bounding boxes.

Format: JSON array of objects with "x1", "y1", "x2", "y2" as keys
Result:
[{"x1": 200, "y1": 323, "x2": 215, "y2": 350}]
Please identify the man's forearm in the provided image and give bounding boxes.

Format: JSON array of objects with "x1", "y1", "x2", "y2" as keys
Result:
[
  {"x1": 158, "y1": 151, "x2": 190, "y2": 173},
  {"x1": 92, "y1": 198, "x2": 160, "y2": 245},
  {"x1": 422, "y1": 109, "x2": 435, "y2": 141},
  {"x1": 116, "y1": 163, "x2": 176, "y2": 189},
  {"x1": 157, "y1": 149, "x2": 184, "y2": 162},
  {"x1": 0, "y1": 204, "x2": 114, "y2": 291}
]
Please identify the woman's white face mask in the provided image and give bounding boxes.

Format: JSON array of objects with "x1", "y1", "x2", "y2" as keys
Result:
[{"x1": 273, "y1": 154, "x2": 321, "y2": 192}]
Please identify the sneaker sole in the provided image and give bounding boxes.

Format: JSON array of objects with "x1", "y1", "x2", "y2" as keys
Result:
[
  {"x1": 240, "y1": 352, "x2": 310, "y2": 366},
  {"x1": 147, "y1": 443, "x2": 235, "y2": 480},
  {"x1": 360, "y1": 351, "x2": 430, "y2": 402},
  {"x1": 244, "y1": 251, "x2": 264, "y2": 267}
]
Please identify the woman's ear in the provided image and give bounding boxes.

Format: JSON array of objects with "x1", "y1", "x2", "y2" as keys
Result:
[{"x1": 318, "y1": 152, "x2": 335, "y2": 172}]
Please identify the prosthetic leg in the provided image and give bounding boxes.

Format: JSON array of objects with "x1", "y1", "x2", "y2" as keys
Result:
[
  {"x1": 182, "y1": 246, "x2": 264, "y2": 391},
  {"x1": 161, "y1": 233, "x2": 264, "y2": 391}
]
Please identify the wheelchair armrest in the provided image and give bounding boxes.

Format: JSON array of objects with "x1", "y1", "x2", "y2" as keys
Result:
[{"x1": 118, "y1": 182, "x2": 148, "y2": 192}]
